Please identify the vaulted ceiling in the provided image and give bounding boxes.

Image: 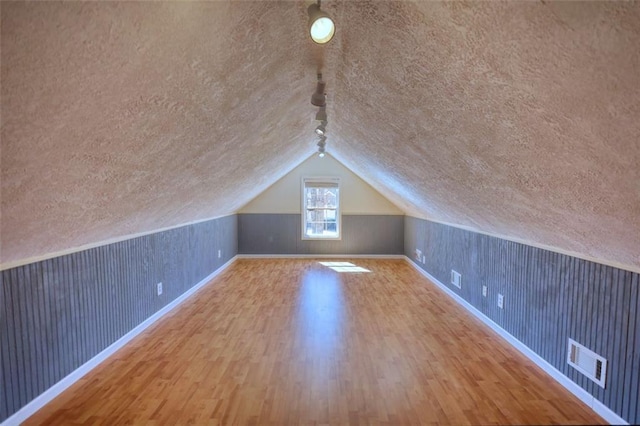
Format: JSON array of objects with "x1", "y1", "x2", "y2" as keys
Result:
[{"x1": 2, "y1": 1, "x2": 639, "y2": 272}]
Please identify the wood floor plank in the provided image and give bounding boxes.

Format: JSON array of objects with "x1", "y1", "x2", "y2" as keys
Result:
[{"x1": 25, "y1": 259, "x2": 604, "y2": 425}]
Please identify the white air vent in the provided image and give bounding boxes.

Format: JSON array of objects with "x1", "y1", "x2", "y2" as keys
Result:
[
  {"x1": 450, "y1": 270, "x2": 461, "y2": 289},
  {"x1": 567, "y1": 339, "x2": 607, "y2": 388}
]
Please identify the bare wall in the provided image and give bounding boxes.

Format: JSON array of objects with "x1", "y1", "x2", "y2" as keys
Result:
[
  {"x1": 405, "y1": 216, "x2": 640, "y2": 424},
  {"x1": 238, "y1": 214, "x2": 403, "y2": 255},
  {"x1": 0, "y1": 215, "x2": 237, "y2": 423},
  {"x1": 240, "y1": 153, "x2": 404, "y2": 215}
]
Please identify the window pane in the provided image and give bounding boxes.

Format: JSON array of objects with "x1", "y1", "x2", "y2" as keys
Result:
[
  {"x1": 303, "y1": 179, "x2": 340, "y2": 239},
  {"x1": 305, "y1": 188, "x2": 338, "y2": 209}
]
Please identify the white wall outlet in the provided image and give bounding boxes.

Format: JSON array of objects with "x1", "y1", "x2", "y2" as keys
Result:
[
  {"x1": 422, "y1": 255, "x2": 426, "y2": 264},
  {"x1": 218, "y1": 249, "x2": 222, "y2": 258},
  {"x1": 157, "y1": 282, "x2": 163, "y2": 296},
  {"x1": 482, "y1": 285, "x2": 487, "y2": 297},
  {"x1": 498, "y1": 293, "x2": 504, "y2": 309},
  {"x1": 415, "y1": 248, "x2": 422, "y2": 262},
  {"x1": 451, "y1": 270, "x2": 462, "y2": 289}
]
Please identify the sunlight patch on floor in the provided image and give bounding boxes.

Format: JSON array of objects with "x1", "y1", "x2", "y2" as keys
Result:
[{"x1": 319, "y1": 261, "x2": 371, "y2": 273}]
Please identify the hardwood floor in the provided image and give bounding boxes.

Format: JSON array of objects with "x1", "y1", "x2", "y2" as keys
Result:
[{"x1": 26, "y1": 259, "x2": 603, "y2": 425}]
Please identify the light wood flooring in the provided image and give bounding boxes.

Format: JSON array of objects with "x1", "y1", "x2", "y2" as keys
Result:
[{"x1": 26, "y1": 259, "x2": 604, "y2": 425}]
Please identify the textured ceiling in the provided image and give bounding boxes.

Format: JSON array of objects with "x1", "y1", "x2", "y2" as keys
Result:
[{"x1": 1, "y1": 1, "x2": 639, "y2": 272}]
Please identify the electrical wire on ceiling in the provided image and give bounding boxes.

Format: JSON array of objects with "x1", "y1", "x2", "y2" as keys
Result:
[
  {"x1": 307, "y1": 0, "x2": 335, "y2": 158},
  {"x1": 312, "y1": 74, "x2": 328, "y2": 157}
]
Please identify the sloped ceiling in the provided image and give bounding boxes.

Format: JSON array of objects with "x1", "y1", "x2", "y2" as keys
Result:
[{"x1": 1, "y1": 1, "x2": 639, "y2": 271}]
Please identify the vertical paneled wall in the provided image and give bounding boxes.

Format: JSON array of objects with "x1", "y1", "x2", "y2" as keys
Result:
[
  {"x1": 238, "y1": 214, "x2": 404, "y2": 255},
  {"x1": 405, "y1": 216, "x2": 640, "y2": 424},
  {"x1": 0, "y1": 215, "x2": 238, "y2": 423}
]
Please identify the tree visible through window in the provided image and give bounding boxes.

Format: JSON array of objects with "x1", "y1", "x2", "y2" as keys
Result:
[{"x1": 302, "y1": 178, "x2": 340, "y2": 239}]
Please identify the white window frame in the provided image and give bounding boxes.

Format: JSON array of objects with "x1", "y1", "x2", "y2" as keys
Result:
[{"x1": 301, "y1": 177, "x2": 341, "y2": 240}]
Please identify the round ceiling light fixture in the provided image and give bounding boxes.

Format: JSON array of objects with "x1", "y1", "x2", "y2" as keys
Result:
[
  {"x1": 317, "y1": 136, "x2": 327, "y2": 157},
  {"x1": 315, "y1": 121, "x2": 327, "y2": 136},
  {"x1": 308, "y1": 2, "x2": 335, "y2": 44}
]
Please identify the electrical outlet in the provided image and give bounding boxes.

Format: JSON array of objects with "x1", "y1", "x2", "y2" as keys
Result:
[
  {"x1": 422, "y1": 255, "x2": 426, "y2": 264},
  {"x1": 157, "y1": 282, "x2": 163, "y2": 296},
  {"x1": 451, "y1": 270, "x2": 462, "y2": 289},
  {"x1": 415, "y1": 248, "x2": 422, "y2": 262},
  {"x1": 498, "y1": 293, "x2": 504, "y2": 309},
  {"x1": 482, "y1": 285, "x2": 487, "y2": 297},
  {"x1": 218, "y1": 249, "x2": 222, "y2": 258}
]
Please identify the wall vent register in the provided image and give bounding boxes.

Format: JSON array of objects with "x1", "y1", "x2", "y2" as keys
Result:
[
  {"x1": 567, "y1": 338, "x2": 607, "y2": 388},
  {"x1": 450, "y1": 270, "x2": 462, "y2": 289}
]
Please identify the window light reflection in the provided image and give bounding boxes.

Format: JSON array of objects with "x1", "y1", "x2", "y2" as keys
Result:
[
  {"x1": 319, "y1": 261, "x2": 371, "y2": 273},
  {"x1": 297, "y1": 270, "x2": 344, "y2": 354}
]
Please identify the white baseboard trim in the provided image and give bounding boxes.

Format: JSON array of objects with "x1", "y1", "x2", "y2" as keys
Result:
[
  {"x1": 405, "y1": 257, "x2": 628, "y2": 426},
  {"x1": 2, "y1": 256, "x2": 238, "y2": 426},
  {"x1": 4, "y1": 256, "x2": 626, "y2": 425},
  {"x1": 237, "y1": 254, "x2": 406, "y2": 259}
]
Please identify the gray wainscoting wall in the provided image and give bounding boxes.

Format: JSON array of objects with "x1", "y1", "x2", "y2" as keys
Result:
[
  {"x1": 404, "y1": 216, "x2": 640, "y2": 424},
  {"x1": 0, "y1": 215, "x2": 238, "y2": 423},
  {"x1": 238, "y1": 214, "x2": 404, "y2": 255}
]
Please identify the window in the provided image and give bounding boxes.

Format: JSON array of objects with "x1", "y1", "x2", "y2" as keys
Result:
[{"x1": 302, "y1": 177, "x2": 340, "y2": 239}]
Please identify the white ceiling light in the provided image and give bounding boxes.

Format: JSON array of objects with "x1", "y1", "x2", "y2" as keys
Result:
[
  {"x1": 317, "y1": 135, "x2": 327, "y2": 157},
  {"x1": 315, "y1": 121, "x2": 327, "y2": 136},
  {"x1": 308, "y1": 2, "x2": 335, "y2": 44}
]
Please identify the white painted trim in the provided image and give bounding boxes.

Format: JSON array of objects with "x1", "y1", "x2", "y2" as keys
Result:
[
  {"x1": 0, "y1": 214, "x2": 237, "y2": 271},
  {"x1": 404, "y1": 257, "x2": 628, "y2": 426},
  {"x1": 3, "y1": 255, "x2": 626, "y2": 425},
  {"x1": 237, "y1": 254, "x2": 406, "y2": 259},
  {"x1": 1, "y1": 256, "x2": 238, "y2": 426},
  {"x1": 593, "y1": 399, "x2": 628, "y2": 426}
]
